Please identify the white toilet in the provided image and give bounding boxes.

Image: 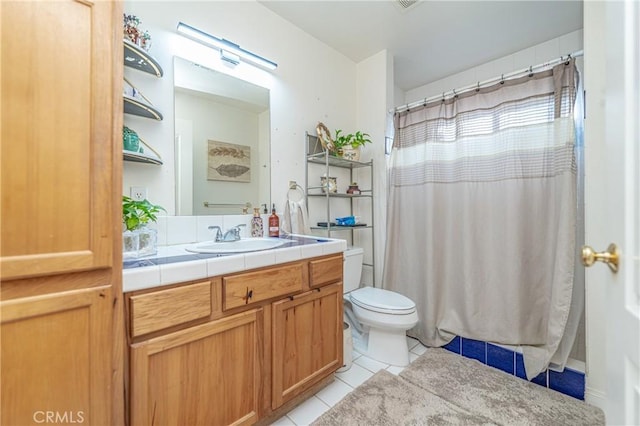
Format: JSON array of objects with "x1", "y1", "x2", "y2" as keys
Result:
[{"x1": 343, "y1": 247, "x2": 419, "y2": 366}]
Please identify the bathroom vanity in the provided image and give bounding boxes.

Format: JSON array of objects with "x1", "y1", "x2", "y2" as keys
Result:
[{"x1": 124, "y1": 236, "x2": 345, "y2": 425}]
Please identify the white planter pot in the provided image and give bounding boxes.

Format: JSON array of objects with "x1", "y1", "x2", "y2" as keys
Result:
[{"x1": 340, "y1": 144, "x2": 361, "y2": 161}]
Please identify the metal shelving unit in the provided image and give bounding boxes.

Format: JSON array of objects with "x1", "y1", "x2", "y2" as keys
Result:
[{"x1": 305, "y1": 132, "x2": 375, "y2": 283}]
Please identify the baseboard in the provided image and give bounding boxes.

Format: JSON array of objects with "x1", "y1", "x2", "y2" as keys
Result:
[{"x1": 584, "y1": 386, "x2": 607, "y2": 411}]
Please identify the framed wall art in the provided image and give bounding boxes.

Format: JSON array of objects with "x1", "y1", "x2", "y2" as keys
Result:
[{"x1": 207, "y1": 140, "x2": 251, "y2": 183}]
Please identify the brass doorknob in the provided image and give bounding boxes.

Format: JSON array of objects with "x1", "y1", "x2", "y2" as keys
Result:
[{"x1": 581, "y1": 243, "x2": 619, "y2": 273}]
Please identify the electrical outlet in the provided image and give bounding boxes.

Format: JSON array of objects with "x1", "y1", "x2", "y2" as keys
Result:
[{"x1": 130, "y1": 186, "x2": 147, "y2": 201}]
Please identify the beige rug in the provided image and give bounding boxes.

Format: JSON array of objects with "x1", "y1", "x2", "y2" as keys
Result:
[{"x1": 312, "y1": 348, "x2": 605, "y2": 426}]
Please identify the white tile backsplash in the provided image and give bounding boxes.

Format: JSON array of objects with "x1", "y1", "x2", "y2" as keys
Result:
[
  {"x1": 154, "y1": 216, "x2": 168, "y2": 246},
  {"x1": 196, "y1": 215, "x2": 224, "y2": 242},
  {"x1": 166, "y1": 216, "x2": 197, "y2": 245},
  {"x1": 223, "y1": 214, "x2": 253, "y2": 238}
]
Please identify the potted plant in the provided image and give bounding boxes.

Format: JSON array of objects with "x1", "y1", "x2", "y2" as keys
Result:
[
  {"x1": 332, "y1": 130, "x2": 372, "y2": 161},
  {"x1": 122, "y1": 196, "x2": 165, "y2": 259}
]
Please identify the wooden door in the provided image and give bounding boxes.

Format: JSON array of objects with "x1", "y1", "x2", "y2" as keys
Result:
[
  {"x1": 271, "y1": 283, "x2": 343, "y2": 409},
  {"x1": 130, "y1": 309, "x2": 263, "y2": 426},
  {"x1": 1, "y1": 287, "x2": 113, "y2": 425},
  {"x1": 0, "y1": 0, "x2": 118, "y2": 280}
]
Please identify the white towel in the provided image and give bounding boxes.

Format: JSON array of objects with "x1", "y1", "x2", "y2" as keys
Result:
[{"x1": 282, "y1": 198, "x2": 311, "y2": 235}]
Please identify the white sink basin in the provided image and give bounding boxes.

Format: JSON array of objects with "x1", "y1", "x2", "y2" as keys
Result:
[{"x1": 185, "y1": 238, "x2": 288, "y2": 254}]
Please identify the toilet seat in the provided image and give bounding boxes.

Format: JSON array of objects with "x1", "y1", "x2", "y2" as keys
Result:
[{"x1": 350, "y1": 287, "x2": 416, "y2": 315}]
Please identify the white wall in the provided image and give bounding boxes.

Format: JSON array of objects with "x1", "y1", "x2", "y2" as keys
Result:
[
  {"x1": 403, "y1": 29, "x2": 583, "y2": 106},
  {"x1": 355, "y1": 50, "x2": 394, "y2": 286},
  {"x1": 123, "y1": 1, "x2": 357, "y2": 214}
]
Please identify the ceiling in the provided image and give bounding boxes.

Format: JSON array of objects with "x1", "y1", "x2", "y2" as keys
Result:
[{"x1": 259, "y1": 0, "x2": 583, "y2": 91}]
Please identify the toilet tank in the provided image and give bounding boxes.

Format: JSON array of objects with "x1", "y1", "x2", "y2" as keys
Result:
[{"x1": 343, "y1": 247, "x2": 364, "y2": 293}]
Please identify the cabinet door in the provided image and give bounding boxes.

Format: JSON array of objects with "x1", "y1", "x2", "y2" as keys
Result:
[
  {"x1": 1, "y1": 287, "x2": 113, "y2": 425},
  {"x1": 0, "y1": 0, "x2": 119, "y2": 280},
  {"x1": 130, "y1": 309, "x2": 262, "y2": 426},
  {"x1": 272, "y1": 283, "x2": 343, "y2": 409}
]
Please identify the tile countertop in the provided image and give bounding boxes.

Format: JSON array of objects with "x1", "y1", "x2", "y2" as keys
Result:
[{"x1": 122, "y1": 234, "x2": 347, "y2": 293}]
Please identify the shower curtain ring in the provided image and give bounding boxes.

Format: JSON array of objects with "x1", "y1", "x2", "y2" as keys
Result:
[
  {"x1": 452, "y1": 89, "x2": 457, "y2": 98},
  {"x1": 441, "y1": 92, "x2": 445, "y2": 102},
  {"x1": 528, "y1": 66, "x2": 533, "y2": 77},
  {"x1": 500, "y1": 74, "x2": 505, "y2": 84},
  {"x1": 476, "y1": 81, "x2": 480, "y2": 92}
]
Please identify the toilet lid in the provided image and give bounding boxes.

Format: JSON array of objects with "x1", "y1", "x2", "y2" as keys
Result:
[{"x1": 350, "y1": 287, "x2": 416, "y2": 315}]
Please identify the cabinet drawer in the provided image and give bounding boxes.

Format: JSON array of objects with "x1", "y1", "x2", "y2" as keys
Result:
[
  {"x1": 130, "y1": 281, "x2": 212, "y2": 337},
  {"x1": 223, "y1": 263, "x2": 304, "y2": 310},
  {"x1": 309, "y1": 255, "x2": 343, "y2": 288}
]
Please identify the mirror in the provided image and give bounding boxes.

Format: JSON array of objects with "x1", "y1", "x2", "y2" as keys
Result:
[{"x1": 174, "y1": 56, "x2": 271, "y2": 215}]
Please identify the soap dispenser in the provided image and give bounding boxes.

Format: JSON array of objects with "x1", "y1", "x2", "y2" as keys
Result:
[{"x1": 251, "y1": 208, "x2": 263, "y2": 237}]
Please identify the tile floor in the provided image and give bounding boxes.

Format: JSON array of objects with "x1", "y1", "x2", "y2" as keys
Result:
[{"x1": 270, "y1": 337, "x2": 427, "y2": 425}]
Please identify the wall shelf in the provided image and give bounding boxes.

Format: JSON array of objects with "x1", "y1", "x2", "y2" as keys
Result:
[
  {"x1": 307, "y1": 193, "x2": 372, "y2": 199},
  {"x1": 123, "y1": 39, "x2": 163, "y2": 77},
  {"x1": 123, "y1": 39, "x2": 163, "y2": 168},
  {"x1": 124, "y1": 94, "x2": 163, "y2": 120},
  {"x1": 306, "y1": 152, "x2": 372, "y2": 169},
  {"x1": 123, "y1": 150, "x2": 162, "y2": 165}
]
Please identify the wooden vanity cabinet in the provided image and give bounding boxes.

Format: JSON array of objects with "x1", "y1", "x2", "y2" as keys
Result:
[
  {"x1": 126, "y1": 254, "x2": 343, "y2": 425},
  {"x1": 271, "y1": 282, "x2": 343, "y2": 409},
  {"x1": 130, "y1": 309, "x2": 263, "y2": 426}
]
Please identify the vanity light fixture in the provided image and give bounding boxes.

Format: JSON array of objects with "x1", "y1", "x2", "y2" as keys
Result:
[
  {"x1": 220, "y1": 50, "x2": 240, "y2": 66},
  {"x1": 176, "y1": 22, "x2": 277, "y2": 70}
]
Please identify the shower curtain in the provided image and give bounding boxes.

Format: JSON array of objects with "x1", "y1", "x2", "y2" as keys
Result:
[{"x1": 385, "y1": 60, "x2": 578, "y2": 379}]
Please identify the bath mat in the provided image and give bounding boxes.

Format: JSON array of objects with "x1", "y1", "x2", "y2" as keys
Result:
[
  {"x1": 311, "y1": 369, "x2": 497, "y2": 426},
  {"x1": 399, "y1": 348, "x2": 605, "y2": 426}
]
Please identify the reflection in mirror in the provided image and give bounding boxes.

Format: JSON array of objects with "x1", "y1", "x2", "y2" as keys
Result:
[{"x1": 174, "y1": 56, "x2": 270, "y2": 215}]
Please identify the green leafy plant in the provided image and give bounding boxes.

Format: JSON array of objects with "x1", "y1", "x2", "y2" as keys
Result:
[
  {"x1": 332, "y1": 130, "x2": 372, "y2": 150},
  {"x1": 122, "y1": 196, "x2": 165, "y2": 232}
]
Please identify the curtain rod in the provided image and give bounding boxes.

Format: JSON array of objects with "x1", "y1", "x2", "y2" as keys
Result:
[{"x1": 394, "y1": 50, "x2": 584, "y2": 113}]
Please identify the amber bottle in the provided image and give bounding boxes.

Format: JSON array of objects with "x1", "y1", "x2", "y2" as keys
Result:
[{"x1": 268, "y1": 204, "x2": 279, "y2": 237}]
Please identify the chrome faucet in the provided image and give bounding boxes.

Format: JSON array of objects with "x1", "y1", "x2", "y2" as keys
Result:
[
  {"x1": 208, "y1": 224, "x2": 246, "y2": 242},
  {"x1": 208, "y1": 226, "x2": 223, "y2": 241}
]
